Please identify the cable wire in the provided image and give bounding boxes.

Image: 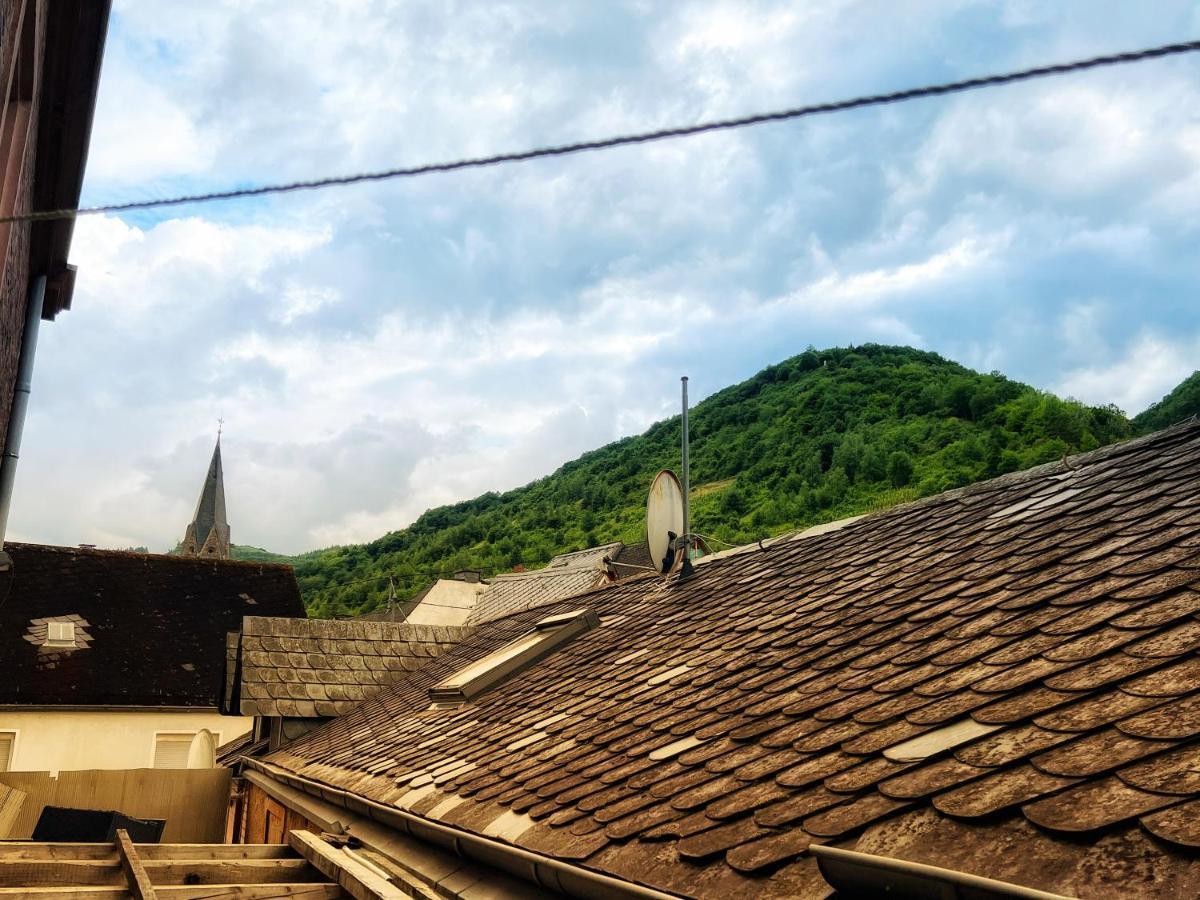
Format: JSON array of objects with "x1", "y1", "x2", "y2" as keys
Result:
[{"x1": 5, "y1": 39, "x2": 1198, "y2": 225}]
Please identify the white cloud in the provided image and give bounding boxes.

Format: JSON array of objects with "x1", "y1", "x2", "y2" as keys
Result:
[
  {"x1": 7, "y1": 0, "x2": 1198, "y2": 557},
  {"x1": 1056, "y1": 332, "x2": 1200, "y2": 416}
]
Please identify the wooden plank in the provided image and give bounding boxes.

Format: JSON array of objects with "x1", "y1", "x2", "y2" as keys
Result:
[
  {"x1": 0, "y1": 843, "x2": 116, "y2": 860},
  {"x1": 134, "y1": 845, "x2": 293, "y2": 861},
  {"x1": 115, "y1": 830, "x2": 156, "y2": 900},
  {"x1": 0, "y1": 889, "x2": 127, "y2": 897},
  {"x1": 0, "y1": 783, "x2": 26, "y2": 837},
  {"x1": 156, "y1": 886, "x2": 345, "y2": 899},
  {"x1": 0, "y1": 859, "x2": 124, "y2": 887},
  {"x1": 0, "y1": 769, "x2": 232, "y2": 843},
  {"x1": 288, "y1": 832, "x2": 404, "y2": 900},
  {"x1": 0, "y1": 772, "x2": 58, "y2": 838},
  {"x1": 141, "y1": 860, "x2": 315, "y2": 886}
]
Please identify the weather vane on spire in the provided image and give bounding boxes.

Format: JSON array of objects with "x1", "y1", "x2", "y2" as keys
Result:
[{"x1": 217, "y1": 416, "x2": 224, "y2": 440}]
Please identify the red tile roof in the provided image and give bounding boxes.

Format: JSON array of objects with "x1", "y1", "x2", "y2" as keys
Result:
[
  {"x1": 261, "y1": 422, "x2": 1200, "y2": 897},
  {"x1": 0, "y1": 544, "x2": 304, "y2": 708}
]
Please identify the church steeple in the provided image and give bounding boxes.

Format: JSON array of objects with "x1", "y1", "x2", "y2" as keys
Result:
[{"x1": 180, "y1": 432, "x2": 231, "y2": 559}]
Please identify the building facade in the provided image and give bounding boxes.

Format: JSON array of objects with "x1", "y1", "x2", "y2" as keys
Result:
[{"x1": 0, "y1": 543, "x2": 305, "y2": 773}]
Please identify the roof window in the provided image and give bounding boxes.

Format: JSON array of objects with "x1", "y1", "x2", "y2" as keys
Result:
[
  {"x1": 45, "y1": 621, "x2": 75, "y2": 647},
  {"x1": 429, "y1": 609, "x2": 599, "y2": 703}
]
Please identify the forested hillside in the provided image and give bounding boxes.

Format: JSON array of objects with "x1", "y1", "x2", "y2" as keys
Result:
[
  {"x1": 293, "y1": 345, "x2": 1132, "y2": 617},
  {"x1": 1133, "y1": 371, "x2": 1200, "y2": 433}
]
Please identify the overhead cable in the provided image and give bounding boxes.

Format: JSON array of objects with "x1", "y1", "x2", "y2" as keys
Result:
[{"x1": 4, "y1": 39, "x2": 1198, "y2": 225}]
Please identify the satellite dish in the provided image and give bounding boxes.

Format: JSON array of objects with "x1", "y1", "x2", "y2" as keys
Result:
[
  {"x1": 646, "y1": 470, "x2": 685, "y2": 574},
  {"x1": 187, "y1": 729, "x2": 217, "y2": 769}
]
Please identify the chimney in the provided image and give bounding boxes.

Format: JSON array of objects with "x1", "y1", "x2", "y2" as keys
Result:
[{"x1": 454, "y1": 568, "x2": 482, "y2": 583}]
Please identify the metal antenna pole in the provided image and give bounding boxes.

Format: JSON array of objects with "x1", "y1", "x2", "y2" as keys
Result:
[{"x1": 681, "y1": 377, "x2": 690, "y2": 542}]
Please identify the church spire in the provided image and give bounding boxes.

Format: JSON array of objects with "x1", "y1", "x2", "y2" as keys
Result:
[{"x1": 180, "y1": 431, "x2": 231, "y2": 559}]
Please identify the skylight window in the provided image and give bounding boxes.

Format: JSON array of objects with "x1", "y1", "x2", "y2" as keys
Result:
[
  {"x1": 45, "y1": 621, "x2": 75, "y2": 647},
  {"x1": 429, "y1": 609, "x2": 599, "y2": 703}
]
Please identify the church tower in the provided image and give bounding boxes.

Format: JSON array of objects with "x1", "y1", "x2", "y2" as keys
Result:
[{"x1": 180, "y1": 436, "x2": 231, "y2": 559}]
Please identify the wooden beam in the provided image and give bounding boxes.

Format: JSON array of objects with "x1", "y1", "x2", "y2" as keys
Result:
[
  {"x1": 0, "y1": 887, "x2": 344, "y2": 899},
  {"x1": 0, "y1": 892, "x2": 126, "y2": 897},
  {"x1": 142, "y1": 859, "x2": 315, "y2": 886},
  {"x1": 0, "y1": 843, "x2": 116, "y2": 860},
  {"x1": 0, "y1": 859, "x2": 123, "y2": 886},
  {"x1": 288, "y1": 831, "x2": 405, "y2": 900},
  {"x1": 156, "y1": 886, "x2": 345, "y2": 899},
  {"x1": 135, "y1": 844, "x2": 293, "y2": 861},
  {"x1": 115, "y1": 829, "x2": 157, "y2": 900},
  {"x1": 0, "y1": 889, "x2": 126, "y2": 898}
]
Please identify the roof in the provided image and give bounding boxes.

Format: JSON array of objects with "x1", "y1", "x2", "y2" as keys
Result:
[
  {"x1": 181, "y1": 438, "x2": 229, "y2": 556},
  {"x1": 466, "y1": 542, "x2": 620, "y2": 625},
  {"x1": 0, "y1": 543, "x2": 305, "y2": 708},
  {"x1": 260, "y1": 421, "x2": 1200, "y2": 898},
  {"x1": 30, "y1": 1, "x2": 112, "y2": 319},
  {"x1": 226, "y1": 616, "x2": 472, "y2": 717},
  {"x1": 609, "y1": 541, "x2": 656, "y2": 576},
  {"x1": 215, "y1": 728, "x2": 260, "y2": 767},
  {"x1": 395, "y1": 578, "x2": 486, "y2": 627}
]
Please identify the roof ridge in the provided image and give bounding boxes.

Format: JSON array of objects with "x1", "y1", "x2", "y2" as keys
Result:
[{"x1": 3, "y1": 541, "x2": 296, "y2": 571}]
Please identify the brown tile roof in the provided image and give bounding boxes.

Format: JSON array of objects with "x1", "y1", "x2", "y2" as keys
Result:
[
  {"x1": 609, "y1": 541, "x2": 656, "y2": 576},
  {"x1": 226, "y1": 616, "x2": 472, "y2": 717},
  {"x1": 0, "y1": 543, "x2": 304, "y2": 708},
  {"x1": 261, "y1": 423, "x2": 1200, "y2": 898},
  {"x1": 466, "y1": 543, "x2": 620, "y2": 625},
  {"x1": 215, "y1": 728, "x2": 261, "y2": 767}
]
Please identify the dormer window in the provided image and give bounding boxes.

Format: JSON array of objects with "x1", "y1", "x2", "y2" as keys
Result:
[
  {"x1": 45, "y1": 621, "x2": 75, "y2": 647},
  {"x1": 429, "y1": 609, "x2": 599, "y2": 703}
]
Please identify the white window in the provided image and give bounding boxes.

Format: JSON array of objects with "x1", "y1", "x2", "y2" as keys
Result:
[
  {"x1": 0, "y1": 732, "x2": 14, "y2": 772},
  {"x1": 45, "y1": 621, "x2": 75, "y2": 647},
  {"x1": 152, "y1": 733, "x2": 195, "y2": 769}
]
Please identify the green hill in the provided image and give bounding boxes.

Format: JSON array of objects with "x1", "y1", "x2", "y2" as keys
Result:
[
  {"x1": 293, "y1": 345, "x2": 1132, "y2": 617},
  {"x1": 231, "y1": 545, "x2": 299, "y2": 564},
  {"x1": 1133, "y1": 371, "x2": 1200, "y2": 434}
]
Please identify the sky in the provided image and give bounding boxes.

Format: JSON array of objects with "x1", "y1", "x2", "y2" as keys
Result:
[{"x1": 9, "y1": 1, "x2": 1200, "y2": 555}]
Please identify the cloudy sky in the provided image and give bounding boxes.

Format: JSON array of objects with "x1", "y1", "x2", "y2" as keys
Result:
[{"x1": 10, "y1": 1, "x2": 1200, "y2": 554}]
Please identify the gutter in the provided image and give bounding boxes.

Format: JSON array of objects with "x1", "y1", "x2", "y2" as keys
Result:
[
  {"x1": 810, "y1": 845, "x2": 1074, "y2": 900},
  {"x1": 0, "y1": 274, "x2": 45, "y2": 567},
  {"x1": 243, "y1": 757, "x2": 684, "y2": 900}
]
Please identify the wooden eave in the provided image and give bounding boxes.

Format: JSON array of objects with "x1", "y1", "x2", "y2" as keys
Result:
[{"x1": 29, "y1": 0, "x2": 111, "y2": 320}]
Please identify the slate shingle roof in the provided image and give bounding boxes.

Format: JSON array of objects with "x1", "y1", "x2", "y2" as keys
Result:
[
  {"x1": 465, "y1": 542, "x2": 620, "y2": 626},
  {"x1": 261, "y1": 422, "x2": 1200, "y2": 898},
  {"x1": 0, "y1": 543, "x2": 305, "y2": 708},
  {"x1": 609, "y1": 541, "x2": 656, "y2": 576},
  {"x1": 226, "y1": 616, "x2": 471, "y2": 717}
]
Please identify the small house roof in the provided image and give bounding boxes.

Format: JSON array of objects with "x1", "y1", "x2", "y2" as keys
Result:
[
  {"x1": 0, "y1": 543, "x2": 304, "y2": 708},
  {"x1": 466, "y1": 542, "x2": 620, "y2": 626},
  {"x1": 226, "y1": 615, "x2": 472, "y2": 717}
]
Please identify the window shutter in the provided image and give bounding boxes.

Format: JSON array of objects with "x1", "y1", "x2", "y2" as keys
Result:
[
  {"x1": 153, "y1": 734, "x2": 193, "y2": 769},
  {"x1": 0, "y1": 733, "x2": 14, "y2": 772}
]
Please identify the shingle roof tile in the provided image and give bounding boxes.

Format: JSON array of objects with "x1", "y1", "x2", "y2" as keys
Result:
[{"x1": 0, "y1": 543, "x2": 303, "y2": 707}]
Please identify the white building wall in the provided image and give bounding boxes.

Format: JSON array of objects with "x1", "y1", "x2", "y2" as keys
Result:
[{"x1": 0, "y1": 709, "x2": 252, "y2": 773}]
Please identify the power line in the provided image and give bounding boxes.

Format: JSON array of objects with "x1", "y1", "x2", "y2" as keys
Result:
[{"x1": 6, "y1": 39, "x2": 1199, "y2": 225}]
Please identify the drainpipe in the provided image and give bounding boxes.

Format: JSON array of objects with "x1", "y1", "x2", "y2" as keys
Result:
[{"x1": 0, "y1": 274, "x2": 46, "y2": 569}]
